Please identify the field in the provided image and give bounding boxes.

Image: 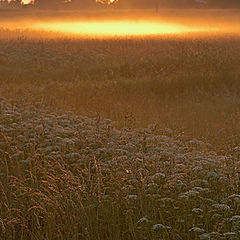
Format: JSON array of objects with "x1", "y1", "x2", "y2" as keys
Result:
[{"x1": 1, "y1": 9, "x2": 240, "y2": 240}]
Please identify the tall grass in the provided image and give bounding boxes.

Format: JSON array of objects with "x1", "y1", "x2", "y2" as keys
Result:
[
  {"x1": 0, "y1": 98, "x2": 239, "y2": 240},
  {"x1": 1, "y1": 34, "x2": 240, "y2": 150}
]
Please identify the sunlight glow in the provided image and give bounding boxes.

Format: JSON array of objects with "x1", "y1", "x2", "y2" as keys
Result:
[
  {"x1": 96, "y1": 0, "x2": 118, "y2": 4},
  {"x1": 21, "y1": 0, "x2": 33, "y2": 4},
  {"x1": 31, "y1": 20, "x2": 217, "y2": 37}
]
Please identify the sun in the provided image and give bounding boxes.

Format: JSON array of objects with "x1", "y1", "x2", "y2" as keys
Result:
[
  {"x1": 96, "y1": 0, "x2": 118, "y2": 5},
  {"x1": 21, "y1": 0, "x2": 33, "y2": 4}
]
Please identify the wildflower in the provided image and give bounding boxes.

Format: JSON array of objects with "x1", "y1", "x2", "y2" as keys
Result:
[
  {"x1": 199, "y1": 233, "x2": 211, "y2": 240},
  {"x1": 192, "y1": 187, "x2": 209, "y2": 194},
  {"x1": 128, "y1": 195, "x2": 137, "y2": 200},
  {"x1": 178, "y1": 190, "x2": 200, "y2": 199},
  {"x1": 230, "y1": 216, "x2": 240, "y2": 222},
  {"x1": 152, "y1": 224, "x2": 171, "y2": 231},
  {"x1": 21, "y1": 159, "x2": 29, "y2": 164},
  {"x1": 103, "y1": 119, "x2": 112, "y2": 125},
  {"x1": 192, "y1": 208, "x2": 204, "y2": 214},
  {"x1": 44, "y1": 145, "x2": 60, "y2": 153},
  {"x1": 138, "y1": 217, "x2": 150, "y2": 223},
  {"x1": 147, "y1": 182, "x2": 158, "y2": 188},
  {"x1": 212, "y1": 203, "x2": 231, "y2": 211},
  {"x1": 207, "y1": 171, "x2": 219, "y2": 180},
  {"x1": 209, "y1": 232, "x2": 219, "y2": 237},
  {"x1": 189, "y1": 227, "x2": 205, "y2": 234},
  {"x1": 223, "y1": 232, "x2": 236, "y2": 237},
  {"x1": 229, "y1": 194, "x2": 240, "y2": 199},
  {"x1": 175, "y1": 182, "x2": 187, "y2": 190}
]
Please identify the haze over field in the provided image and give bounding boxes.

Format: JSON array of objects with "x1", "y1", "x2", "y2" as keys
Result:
[
  {"x1": 1, "y1": 8, "x2": 240, "y2": 157},
  {"x1": 1, "y1": 9, "x2": 240, "y2": 38}
]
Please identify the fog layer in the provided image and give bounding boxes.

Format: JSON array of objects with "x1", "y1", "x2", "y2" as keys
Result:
[{"x1": 1, "y1": 9, "x2": 240, "y2": 37}]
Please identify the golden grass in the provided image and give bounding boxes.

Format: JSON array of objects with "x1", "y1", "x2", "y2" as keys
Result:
[{"x1": 1, "y1": 32, "x2": 240, "y2": 150}]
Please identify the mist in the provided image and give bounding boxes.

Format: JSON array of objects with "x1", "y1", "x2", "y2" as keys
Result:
[{"x1": 1, "y1": 8, "x2": 240, "y2": 38}]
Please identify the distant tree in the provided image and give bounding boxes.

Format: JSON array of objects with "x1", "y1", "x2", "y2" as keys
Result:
[
  {"x1": 0, "y1": 0, "x2": 8, "y2": 9},
  {"x1": 9, "y1": 0, "x2": 21, "y2": 8}
]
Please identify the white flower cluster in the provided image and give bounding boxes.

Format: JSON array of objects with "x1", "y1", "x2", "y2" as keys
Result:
[{"x1": 1, "y1": 98, "x2": 240, "y2": 239}]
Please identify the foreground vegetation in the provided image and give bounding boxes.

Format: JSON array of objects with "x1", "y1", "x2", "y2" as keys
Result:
[{"x1": 0, "y1": 98, "x2": 240, "y2": 240}]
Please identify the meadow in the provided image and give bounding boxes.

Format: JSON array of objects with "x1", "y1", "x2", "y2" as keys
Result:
[
  {"x1": 1, "y1": 9, "x2": 240, "y2": 240},
  {"x1": 1, "y1": 31, "x2": 240, "y2": 150}
]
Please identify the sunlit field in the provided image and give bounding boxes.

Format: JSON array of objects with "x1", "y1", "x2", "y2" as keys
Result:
[{"x1": 1, "y1": 9, "x2": 240, "y2": 240}]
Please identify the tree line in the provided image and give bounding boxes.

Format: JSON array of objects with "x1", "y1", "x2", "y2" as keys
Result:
[
  {"x1": 1, "y1": 0, "x2": 240, "y2": 9},
  {"x1": 36, "y1": 0, "x2": 240, "y2": 8}
]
